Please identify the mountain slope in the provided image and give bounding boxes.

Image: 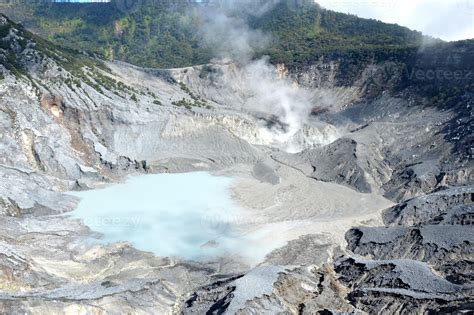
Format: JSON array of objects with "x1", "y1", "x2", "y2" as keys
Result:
[{"x1": 1, "y1": 0, "x2": 427, "y2": 68}]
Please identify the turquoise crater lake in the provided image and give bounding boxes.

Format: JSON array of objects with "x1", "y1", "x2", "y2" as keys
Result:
[{"x1": 68, "y1": 172, "x2": 245, "y2": 261}]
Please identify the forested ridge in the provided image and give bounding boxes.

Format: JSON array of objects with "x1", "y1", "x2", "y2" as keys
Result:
[{"x1": 1, "y1": 0, "x2": 429, "y2": 68}]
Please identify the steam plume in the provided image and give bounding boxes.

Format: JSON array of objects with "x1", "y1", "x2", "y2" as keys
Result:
[{"x1": 196, "y1": 0, "x2": 314, "y2": 152}]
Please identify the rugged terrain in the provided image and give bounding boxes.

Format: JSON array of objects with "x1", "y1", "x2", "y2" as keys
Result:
[{"x1": 0, "y1": 8, "x2": 473, "y2": 314}]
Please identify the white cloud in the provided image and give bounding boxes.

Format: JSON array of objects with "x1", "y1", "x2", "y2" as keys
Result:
[{"x1": 316, "y1": 0, "x2": 474, "y2": 41}]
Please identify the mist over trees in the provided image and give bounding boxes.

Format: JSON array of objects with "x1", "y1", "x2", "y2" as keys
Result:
[{"x1": 3, "y1": 0, "x2": 426, "y2": 68}]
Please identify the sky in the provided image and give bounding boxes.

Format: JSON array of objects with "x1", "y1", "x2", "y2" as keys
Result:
[{"x1": 316, "y1": 0, "x2": 474, "y2": 41}]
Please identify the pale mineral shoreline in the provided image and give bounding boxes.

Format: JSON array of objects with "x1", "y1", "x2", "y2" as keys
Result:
[{"x1": 213, "y1": 162, "x2": 395, "y2": 266}]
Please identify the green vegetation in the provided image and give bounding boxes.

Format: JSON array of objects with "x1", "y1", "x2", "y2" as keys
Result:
[
  {"x1": 172, "y1": 98, "x2": 193, "y2": 109},
  {"x1": 199, "y1": 65, "x2": 219, "y2": 79},
  {"x1": 0, "y1": 15, "x2": 110, "y2": 94},
  {"x1": 177, "y1": 81, "x2": 208, "y2": 108},
  {"x1": 0, "y1": 14, "x2": 144, "y2": 100},
  {"x1": 0, "y1": 23, "x2": 10, "y2": 38},
  {"x1": 400, "y1": 40, "x2": 474, "y2": 109},
  {"x1": 2, "y1": 1, "x2": 207, "y2": 68},
  {"x1": 249, "y1": 0, "x2": 423, "y2": 65},
  {"x1": 2, "y1": 0, "x2": 427, "y2": 69}
]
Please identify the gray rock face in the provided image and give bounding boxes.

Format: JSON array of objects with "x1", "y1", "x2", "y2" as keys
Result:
[
  {"x1": 346, "y1": 226, "x2": 473, "y2": 283},
  {"x1": 183, "y1": 264, "x2": 355, "y2": 314},
  {"x1": 263, "y1": 234, "x2": 343, "y2": 266},
  {"x1": 340, "y1": 187, "x2": 473, "y2": 312},
  {"x1": 335, "y1": 258, "x2": 473, "y2": 314},
  {"x1": 383, "y1": 186, "x2": 474, "y2": 226},
  {"x1": 300, "y1": 138, "x2": 373, "y2": 193}
]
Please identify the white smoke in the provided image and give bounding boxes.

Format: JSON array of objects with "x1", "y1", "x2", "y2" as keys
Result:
[
  {"x1": 200, "y1": 6, "x2": 270, "y2": 63},
  {"x1": 196, "y1": 0, "x2": 316, "y2": 152},
  {"x1": 229, "y1": 58, "x2": 312, "y2": 151}
]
